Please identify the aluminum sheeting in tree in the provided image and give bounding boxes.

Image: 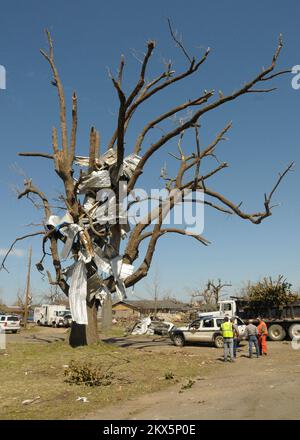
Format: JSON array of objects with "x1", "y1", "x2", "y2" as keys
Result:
[
  {"x1": 69, "y1": 259, "x2": 88, "y2": 325},
  {"x1": 78, "y1": 170, "x2": 111, "y2": 193}
]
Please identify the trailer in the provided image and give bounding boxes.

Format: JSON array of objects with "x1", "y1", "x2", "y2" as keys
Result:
[
  {"x1": 33, "y1": 305, "x2": 71, "y2": 327},
  {"x1": 198, "y1": 298, "x2": 300, "y2": 341}
]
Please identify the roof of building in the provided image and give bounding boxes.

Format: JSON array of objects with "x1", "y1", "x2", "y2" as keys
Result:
[
  {"x1": 0, "y1": 305, "x2": 25, "y2": 314},
  {"x1": 113, "y1": 299, "x2": 190, "y2": 311}
]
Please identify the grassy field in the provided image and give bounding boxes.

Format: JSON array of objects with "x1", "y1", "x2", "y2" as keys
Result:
[{"x1": 0, "y1": 333, "x2": 211, "y2": 420}]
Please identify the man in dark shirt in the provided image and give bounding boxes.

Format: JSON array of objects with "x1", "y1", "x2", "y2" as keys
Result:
[{"x1": 245, "y1": 320, "x2": 260, "y2": 358}]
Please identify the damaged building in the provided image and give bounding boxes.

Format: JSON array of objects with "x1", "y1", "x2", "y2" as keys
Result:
[{"x1": 112, "y1": 299, "x2": 190, "y2": 319}]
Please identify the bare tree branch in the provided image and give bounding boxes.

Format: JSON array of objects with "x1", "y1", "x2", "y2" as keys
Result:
[
  {"x1": 202, "y1": 162, "x2": 294, "y2": 224},
  {"x1": 126, "y1": 40, "x2": 156, "y2": 107},
  {"x1": 107, "y1": 44, "x2": 211, "y2": 150},
  {"x1": 117, "y1": 54, "x2": 125, "y2": 87},
  {"x1": 200, "y1": 122, "x2": 232, "y2": 159},
  {"x1": 167, "y1": 18, "x2": 193, "y2": 64},
  {"x1": 140, "y1": 227, "x2": 211, "y2": 246},
  {"x1": 70, "y1": 92, "x2": 78, "y2": 165},
  {"x1": 18, "y1": 152, "x2": 54, "y2": 159},
  {"x1": 128, "y1": 35, "x2": 285, "y2": 191},
  {"x1": 18, "y1": 179, "x2": 51, "y2": 218},
  {"x1": 246, "y1": 87, "x2": 277, "y2": 93},
  {"x1": 40, "y1": 30, "x2": 68, "y2": 160},
  {"x1": 110, "y1": 75, "x2": 127, "y2": 170},
  {"x1": 0, "y1": 231, "x2": 44, "y2": 273},
  {"x1": 89, "y1": 126, "x2": 97, "y2": 172},
  {"x1": 133, "y1": 91, "x2": 214, "y2": 154}
]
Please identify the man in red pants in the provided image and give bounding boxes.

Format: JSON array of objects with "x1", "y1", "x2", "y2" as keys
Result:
[{"x1": 257, "y1": 317, "x2": 268, "y2": 355}]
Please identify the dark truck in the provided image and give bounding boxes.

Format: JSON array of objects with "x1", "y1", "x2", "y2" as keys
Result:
[{"x1": 208, "y1": 298, "x2": 300, "y2": 341}]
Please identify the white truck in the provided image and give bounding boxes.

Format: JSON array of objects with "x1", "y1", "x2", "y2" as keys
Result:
[
  {"x1": 170, "y1": 315, "x2": 246, "y2": 348},
  {"x1": 198, "y1": 298, "x2": 300, "y2": 341},
  {"x1": 198, "y1": 300, "x2": 234, "y2": 319},
  {"x1": 33, "y1": 305, "x2": 71, "y2": 327}
]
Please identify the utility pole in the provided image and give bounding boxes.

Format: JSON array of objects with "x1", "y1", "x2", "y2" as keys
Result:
[
  {"x1": 154, "y1": 281, "x2": 158, "y2": 318},
  {"x1": 24, "y1": 246, "x2": 32, "y2": 330}
]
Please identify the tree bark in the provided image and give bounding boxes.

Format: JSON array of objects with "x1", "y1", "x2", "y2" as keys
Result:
[{"x1": 69, "y1": 297, "x2": 98, "y2": 347}]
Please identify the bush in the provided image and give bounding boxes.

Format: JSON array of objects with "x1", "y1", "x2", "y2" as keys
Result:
[
  {"x1": 181, "y1": 379, "x2": 195, "y2": 390},
  {"x1": 164, "y1": 371, "x2": 174, "y2": 380},
  {"x1": 64, "y1": 360, "x2": 113, "y2": 387}
]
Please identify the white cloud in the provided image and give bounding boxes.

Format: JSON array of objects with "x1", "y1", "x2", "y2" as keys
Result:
[{"x1": 0, "y1": 248, "x2": 25, "y2": 258}]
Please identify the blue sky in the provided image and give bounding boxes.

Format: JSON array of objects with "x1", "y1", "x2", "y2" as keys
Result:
[{"x1": 0, "y1": 0, "x2": 299, "y2": 304}]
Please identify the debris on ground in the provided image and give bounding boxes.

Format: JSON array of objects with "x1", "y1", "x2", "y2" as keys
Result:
[
  {"x1": 180, "y1": 379, "x2": 195, "y2": 391},
  {"x1": 76, "y1": 396, "x2": 89, "y2": 403},
  {"x1": 131, "y1": 317, "x2": 153, "y2": 335},
  {"x1": 22, "y1": 396, "x2": 41, "y2": 405},
  {"x1": 155, "y1": 311, "x2": 189, "y2": 322},
  {"x1": 131, "y1": 316, "x2": 174, "y2": 336}
]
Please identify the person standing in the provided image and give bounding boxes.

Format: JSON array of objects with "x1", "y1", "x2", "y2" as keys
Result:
[
  {"x1": 221, "y1": 316, "x2": 234, "y2": 362},
  {"x1": 245, "y1": 319, "x2": 260, "y2": 358},
  {"x1": 231, "y1": 317, "x2": 239, "y2": 358},
  {"x1": 257, "y1": 316, "x2": 268, "y2": 356}
]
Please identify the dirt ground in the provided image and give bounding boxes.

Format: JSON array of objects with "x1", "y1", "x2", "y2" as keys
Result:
[
  {"x1": 83, "y1": 339, "x2": 300, "y2": 420},
  {"x1": 0, "y1": 326, "x2": 211, "y2": 419},
  {"x1": 5, "y1": 326, "x2": 68, "y2": 344},
  {"x1": 3, "y1": 326, "x2": 300, "y2": 420}
]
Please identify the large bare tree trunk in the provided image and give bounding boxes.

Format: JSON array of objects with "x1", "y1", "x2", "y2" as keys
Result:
[{"x1": 69, "y1": 297, "x2": 98, "y2": 347}]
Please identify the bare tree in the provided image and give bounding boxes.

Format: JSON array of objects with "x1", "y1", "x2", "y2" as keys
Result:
[
  {"x1": 191, "y1": 279, "x2": 235, "y2": 311},
  {"x1": 13, "y1": 288, "x2": 26, "y2": 309},
  {"x1": 144, "y1": 269, "x2": 172, "y2": 316},
  {"x1": 42, "y1": 285, "x2": 69, "y2": 306},
  {"x1": 208, "y1": 279, "x2": 232, "y2": 304},
  {"x1": 0, "y1": 23, "x2": 293, "y2": 346},
  {"x1": 191, "y1": 285, "x2": 214, "y2": 311},
  {"x1": 0, "y1": 289, "x2": 6, "y2": 310}
]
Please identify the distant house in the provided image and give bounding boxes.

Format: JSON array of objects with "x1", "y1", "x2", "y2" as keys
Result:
[
  {"x1": 1, "y1": 306, "x2": 24, "y2": 316},
  {"x1": 111, "y1": 301, "x2": 141, "y2": 319},
  {"x1": 112, "y1": 299, "x2": 190, "y2": 318}
]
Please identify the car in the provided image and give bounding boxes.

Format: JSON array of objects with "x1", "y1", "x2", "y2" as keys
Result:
[
  {"x1": 169, "y1": 315, "x2": 246, "y2": 348},
  {"x1": 0, "y1": 315, "x2": 21, "y2": 333},
  {"x1": 58, "y1": 313, "x2": 72, "y2": 328}
]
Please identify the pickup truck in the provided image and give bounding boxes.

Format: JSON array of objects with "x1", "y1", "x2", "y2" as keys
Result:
[
  {"x1": 170, "y1": 315, "x2": 246, "y2": 348},
  {"x1": 199, "y1": 298, "x2": 300, "y2": 341}
]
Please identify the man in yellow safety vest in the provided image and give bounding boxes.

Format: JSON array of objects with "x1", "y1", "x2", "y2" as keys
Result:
[{"x1": 221, "y1": 316, "x2": 234, "y2": 362}]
